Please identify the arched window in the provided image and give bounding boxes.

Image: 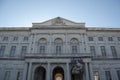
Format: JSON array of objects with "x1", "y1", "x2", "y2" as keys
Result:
[
  {"x1": 54, "y1": 38, "x2": 63, "y2": 54},
  {"x1": 38, "y1": 38, "x2": 47, "y2": 54},
  {"x1": 70, "y1": 38, "x2": 79, "y2": 54},
  {"x1": 39, "y1": 38, "x2": 47, "y2": 44}
]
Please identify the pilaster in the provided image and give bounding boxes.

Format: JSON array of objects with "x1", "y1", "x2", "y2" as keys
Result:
[{"x1": 27, "y1": 62, "x2": 32, "y2": 80}]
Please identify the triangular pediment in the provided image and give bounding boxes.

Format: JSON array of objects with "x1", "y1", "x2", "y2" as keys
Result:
[{"x1": 32, "y1": 17, "x2": 85, "y2": 28}]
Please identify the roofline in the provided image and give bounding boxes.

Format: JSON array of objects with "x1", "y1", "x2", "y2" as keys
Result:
[
  {"x1": 0, "y1": 27, "x2": 30, "y2": 31},
  {"x1": 0, "y1": 27, "x2": 120, "y2": 31},
  {"x1": 87, "y1": 27, "x2": 120, "y2": 31}
]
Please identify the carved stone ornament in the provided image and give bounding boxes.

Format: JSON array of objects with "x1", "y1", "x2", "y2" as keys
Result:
[
  {"x1": 71, "y1": 58, "x2": 84, "y2": 74},
  {"x1": 52, "y1": 17, "x2": 65, "y2": 25}
]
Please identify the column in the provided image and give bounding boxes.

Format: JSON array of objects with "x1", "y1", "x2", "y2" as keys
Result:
[
  {"x1": 111, "y1": 69, "x2": 118, "y2": 80},
  {"x1": 65, "y1": 32, "x2": 68, "y2": 54},
  {"x1": 89, "y1": 63, "x2": 94, "y2": 80},
  {"x1": 81, "y1": 34, "x2": 85, "y2": 53},
  {"x1": 99, "y1": 67, "x2": 105, "y2": 80},
  {"x1": 66, "y1": 63, "x2": 70, "y2": 80},
  {"x1": 47, "y1": 63, "x2": 50, "y2": 80},
  {"x1": 23, "y1": 62, "x2": 28, "y2": 80},
  {"x1": 49, "y1": 33, "x2": 52, "y2": 54},
  {"x1": 27, "y1": 62, "x2": 32, "y2": 80},
  {"x1": 0, "y1": 66, "x2": 4, "y2": 80},
  {"x1": 80, "y1": 34, "x2": 83, "y2": 53},
  {"x1": 85, "y1": 63, "x2": 90, "y2": 80},
  {"x1": 28, "y1": 34, "x2": 33, "y2": 53},
  {"x1": 32, "y1": 34, "x2": 36, "y2": 53}
]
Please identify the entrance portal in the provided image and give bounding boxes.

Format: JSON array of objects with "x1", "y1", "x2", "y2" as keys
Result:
[
  {"x1": 34, "y1": 66, "x2": 46, "y2": 80},
  {"x1": 53, "y1": 67, "x2": 64, "y2": 80}
]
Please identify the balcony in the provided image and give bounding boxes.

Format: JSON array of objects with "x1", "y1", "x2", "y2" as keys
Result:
[
  {"x1": 91, "y1": 55, "x2": 120, "y2": 60},
  {"x1": 0, "y1": 54, "x2": 25, "y2": 60},
  {"x1": 25, "y1": 53, "x2": 91, "y2": 58}
]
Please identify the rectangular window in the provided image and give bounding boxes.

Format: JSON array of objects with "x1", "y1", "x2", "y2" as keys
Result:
[
  {"x1": 56, "y1": 46, "x2": 61, "y2": 54},
  {"x1": 117, "y1": 37, "x2": 120, "y2": 41},
  {"x1": 10, "y1": 46, "x2": 16, "y2": 56},
  {"x1": 117, "y1": 70, "x2": 120, "y2": 80},
  {"x1": 17, "y1": 71, "x2": 23, "y2": 80},
  {"x1": 13, "y1": 37, "x2": 18, "y2": 41},
  {"x1": 0, "y1": 46, "x2": 6, "y2": 56},
  {"x1": 88, "y1": 37, "x2": 93, "y2": 41},
  {"x1": 4, "y1": 71, "x2": 10, "y2": 80},
  {"x1": 23, "y1": 37, "x2": 28, "y2": 41},
  {"x1": 90, "y1": 46, "x2": 96, "y2": 56},
  {"x1": 100, "y1": 46, "x2": 106, "y2": 57},
  {"x1": 108, "y1": 37, "x2": 113, "y2": 41},
  {"x1": 94, "y1": 71, "x2": 99, "y2": 80},
  {"x1": 98, "y1": 37, "x2": 103, "y2": 41},
  {"x1": 110, "y1": 46, "x2": 117, "y2": 57},
  {"x1": 3, "y1": 37, "x2": 8, "y2": 41},
  {"x1": 21, "y1": 46, "x2": 27, "y2": 56},
  {"x1": 72, "y1": 46, "x2": 77, "y2": 54},
  {"x1": 105, "y1": 71, "x2": 112, "y2": 80},
  {"x1": 40, "y1": 46, "x2": 45, "y2": 54}
]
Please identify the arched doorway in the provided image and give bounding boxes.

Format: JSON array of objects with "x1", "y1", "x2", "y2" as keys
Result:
[
  {"x1": 53, "y1": 67, "x2": 64, "y2": 80},
  {"x1": 34, "y1": 66, "x2": 46, "y2": 80}
]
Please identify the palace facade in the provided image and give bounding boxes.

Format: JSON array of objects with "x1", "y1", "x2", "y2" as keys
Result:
[{"x1": 0, "y1": 17, "x2": 120, "y2": 80}]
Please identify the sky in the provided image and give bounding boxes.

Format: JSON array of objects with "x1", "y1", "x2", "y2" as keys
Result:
[{"x1": 0, "y1": 0, "x2": 120, "y2": 28}]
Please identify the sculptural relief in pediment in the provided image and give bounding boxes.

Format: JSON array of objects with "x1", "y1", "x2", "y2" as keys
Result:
[{"x1": 52, "y1": 17, "x2": 66, "y2": 26}]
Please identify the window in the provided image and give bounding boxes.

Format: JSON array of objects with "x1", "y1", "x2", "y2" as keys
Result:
[
  {"x1": 90, "y1": 46, "x2": 96, "y2": 56},
  {"x1": 100, "y1": 46, "x2": 106, "y2": 57},
  {"x1": 40, "y1": 46, "x2": 45, "y2": 54},
  {"x1": 10, "y1": 46, "x2": 16, "y2": 56},
  {"x1": 4, "y1": 71, "x2": 11, "y2": 80},
  {"x1": 13, "y1": 37, "x2": 18, "y2": 41},
  {"x1": 94, "y1": 71, "x2": 99, "y2": 80},
  {"x1": 72, "y1": 46, "x2": 77, "y2": 54},
  {"x1": 70, "y1": 38, "x2": 79, "y2": 54},
  {"x1": 38, "y1": 38, "x2": 47, "y2": 54},
  {"x1": 54, "y1": 38, "x2": 63, "y2": 54},
  {"x1": 21, "y1": 46, "x2": 27, "y2": 56},
  {"x1": 56, "y1": 46, "x2": 61, "y2": 54},
  {"x1": 108, "y1": 37, "x2": 113, "y2": 41},
  {"x1": 105, "y1": 71, "x2": 112, "y2": 80},
  {"x1": 3, "y1": 37, "x2": 8, "y2": 41},
  {"x1": 110, "y1": 46, "x2": 117, "y2": 57},
  {"x1": 98, "y1": 37, "x2": 103, "y2": 41},
  {"x1": 17, "y1": 71, "x2": 23, "y2": 80},
  {"x1": 117, "y1": 70, "x2": 120, "y2": 80},
  {"x1": 117, "y1": 37, "x2": 120, "y2": 41},
  {"x1": 23, "y1": 37, "x2": 28, "y2": 41},
  {"x1": 0, "y1": 46, "x2": 6, "y2": 56},
  {"x1": 88, "y1": 37, "x2": 93, "y2": 41}
]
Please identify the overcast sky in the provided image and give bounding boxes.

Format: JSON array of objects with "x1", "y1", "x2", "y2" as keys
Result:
[{"x1": 0, "y1": 0, "x2": 120, "y2": 28}]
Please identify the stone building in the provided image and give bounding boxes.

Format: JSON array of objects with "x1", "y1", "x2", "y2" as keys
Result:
[{"x1": 0, "y1": 17, "x2": 120, "y2": 80}]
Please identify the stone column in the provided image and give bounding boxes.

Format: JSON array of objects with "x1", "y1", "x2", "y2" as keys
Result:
[
  {"x1": 85, "y1": 62, "x2": 90, "y2": 80},
  {"x1": 66, "y1": 63, "x2": 70, "y2": 80},
  {"x1": 111, "y1": 69, "x2": 118, "y2": 80},
  {"x1": 81, "y1": 34, "x2": 85, "y2": 53},
  {"x1": 65, "y1": 33, "x2": 68, "y2": 54},
  {"x1": 32, "y1": 34, "x2": 36, "y2": 53},
  {"x1": 47, "y1": 63, "x2": 50, "y2": 80},
  {"x1": 49, "y1": 33, "x2": 52, "y2": 54},
  {"x1": 89, "y1": 63, "x2": 94, "y2": 80},
  {"x1": 28, "y1": 34, "x2": 33, "y2": 53},
  {"x1": 0, "y1": 66, "x2": 4, "y2": 80},
  {"x1": 27, "y1": 62, "x2": 32, "y2": 80},
  {"x1": 83, "y1": 33, "x2": 89, "y2": 53},
  {"x1": 23, "y1": 62, "x2": 28, "y2": 80}
]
